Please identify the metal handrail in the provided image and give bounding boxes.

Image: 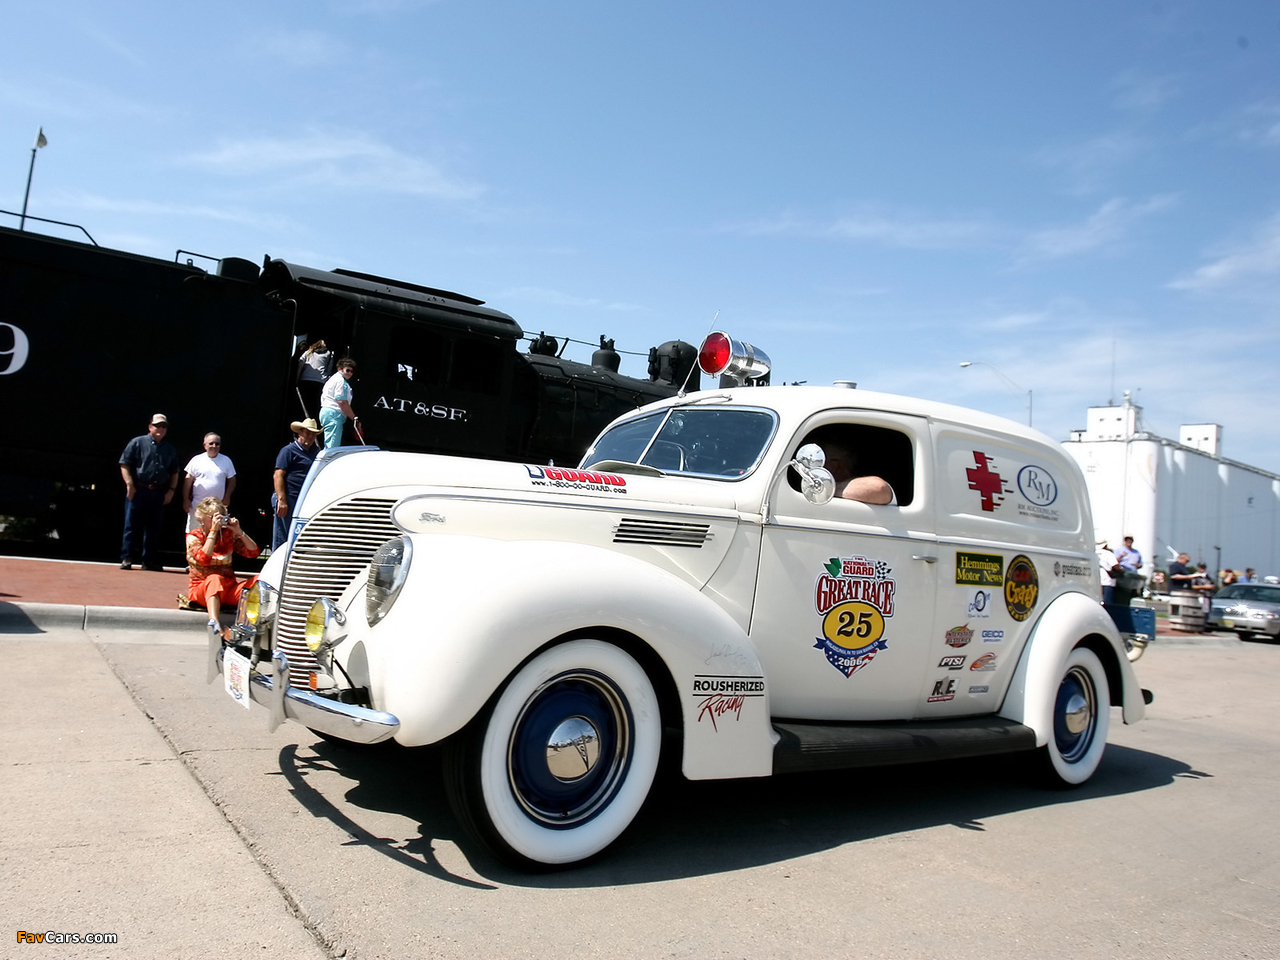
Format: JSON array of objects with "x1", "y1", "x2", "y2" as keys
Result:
[{"x1": 0, "y1": 209, "x2": 97, "y2": 245}]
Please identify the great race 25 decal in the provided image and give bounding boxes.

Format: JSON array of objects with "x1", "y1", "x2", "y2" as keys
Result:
[{"x1": 813, "y1": 555, "x2": 896, "y2": 677}]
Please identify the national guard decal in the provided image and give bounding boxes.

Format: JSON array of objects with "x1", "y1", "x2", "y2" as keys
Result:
[{"x1": 814, "y1": 555, "x2": 896, "y2": 677}]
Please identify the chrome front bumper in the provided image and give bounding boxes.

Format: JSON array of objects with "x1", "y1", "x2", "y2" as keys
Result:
[
  {"x1": 206, "y1": 623, "x2": 400, "y2": 744},
  {"x1": 1208, "y1": 616, "x2": 1280, "y2": 637}
]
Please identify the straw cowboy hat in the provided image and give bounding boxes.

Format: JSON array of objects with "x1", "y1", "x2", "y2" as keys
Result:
[{"x1": 290, "y1": 417, "x2": 323, "y2": 434}]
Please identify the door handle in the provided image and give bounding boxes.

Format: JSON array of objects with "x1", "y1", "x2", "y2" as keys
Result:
[{"x1": 912, "y1": 555, "x2": 938, "y2": 563}]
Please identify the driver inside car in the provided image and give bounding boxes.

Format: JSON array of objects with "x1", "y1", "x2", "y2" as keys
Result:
[{"x1": 816, "y1": 438, "x2": 895, "y2": 505}]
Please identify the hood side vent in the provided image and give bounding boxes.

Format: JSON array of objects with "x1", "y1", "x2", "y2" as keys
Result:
[{"x1": 613, "y1": 517, "x2": 712, "y2": 548}]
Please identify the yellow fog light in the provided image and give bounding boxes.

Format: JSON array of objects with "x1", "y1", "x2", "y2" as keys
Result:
[
  {"x1": 236, "y1": 580, "x2": 277, "y2": 631},
  {"x1": 245, "y1": 584, "x2": 262, "y2": 623},
  {"x1": 304, "y1": 598, "x2": 347, "y2": 654}
]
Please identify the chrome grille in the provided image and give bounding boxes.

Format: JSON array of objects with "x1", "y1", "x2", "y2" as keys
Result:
[
  {"x1": 612, "y1": 517, "x2": 712, "y2": 548},
  {"x1": 275, "y1": 497, "x2": 400, "y2": 687}
]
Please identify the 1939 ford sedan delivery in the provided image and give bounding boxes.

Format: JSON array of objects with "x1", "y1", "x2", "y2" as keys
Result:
[{"x1": 210, "y1": 334, "x2": 1149, "y2": 868}]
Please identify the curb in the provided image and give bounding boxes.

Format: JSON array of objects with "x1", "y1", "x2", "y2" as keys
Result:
[{"x1": 0, "y1": 601, "x2": 216, "y2": 634}]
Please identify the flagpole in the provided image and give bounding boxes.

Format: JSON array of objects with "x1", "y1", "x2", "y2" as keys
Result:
[{"x1": 20, "y1": 127, "x2": 47, "y2": 231}]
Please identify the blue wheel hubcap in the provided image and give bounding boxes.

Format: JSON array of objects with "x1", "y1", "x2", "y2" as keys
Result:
[
  {"x1": 1053, "y1": 665, "x2": 1097, "y2": 763},
  {"x1": 508, "y1": 670, "x2": 632, "y2": 826}
]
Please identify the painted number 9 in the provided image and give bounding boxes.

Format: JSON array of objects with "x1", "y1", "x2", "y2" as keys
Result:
[
  {"x1": 822, "y1": 601, "x2": 884, "y2": 649},
  {"x1": 0, "y1": 322, "x2": 30, "y2": 375}
]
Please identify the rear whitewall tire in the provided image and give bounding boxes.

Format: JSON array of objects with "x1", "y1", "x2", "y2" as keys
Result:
[
  {"x1": 1040, "y1": 646, "x2": 1110, "y2": 787},
  {"x1": 446, "y1": 639, "x2": 661, "y2": 868}
]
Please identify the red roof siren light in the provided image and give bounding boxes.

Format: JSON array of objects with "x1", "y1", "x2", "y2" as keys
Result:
[{"x1": 697, "y1": 332, "x2": 771, "y2": 385}]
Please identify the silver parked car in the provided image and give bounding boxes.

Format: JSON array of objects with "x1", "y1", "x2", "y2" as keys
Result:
[{"x1": 1206, "y1": 583, "x2": 1280, "y2": 640}]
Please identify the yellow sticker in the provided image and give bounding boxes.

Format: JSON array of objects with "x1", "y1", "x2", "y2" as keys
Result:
[{"x1": 821, "y1": 600, "x2": 886, "y2": 651}]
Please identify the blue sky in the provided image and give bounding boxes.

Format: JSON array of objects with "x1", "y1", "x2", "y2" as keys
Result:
[{"x1": 4, "y1": 1, "x2": 1278, "y2": 469}]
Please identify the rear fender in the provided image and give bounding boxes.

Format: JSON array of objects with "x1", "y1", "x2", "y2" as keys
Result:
[
  {"x1": 360, "y1": 534, "x2": 774, "y2": 780},
  {"x1": 998, "y1": 591, "x2": 1146, "y2": 747}
]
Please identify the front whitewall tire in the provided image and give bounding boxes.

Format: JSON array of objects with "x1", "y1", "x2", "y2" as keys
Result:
[{"x1": 449, "y1": 640, "x2": 661, "y2": 867}]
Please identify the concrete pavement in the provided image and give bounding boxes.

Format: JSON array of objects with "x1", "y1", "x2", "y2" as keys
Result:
[
  {"x1": 0, "y1": 555, "x2": 1229, "y2": 959},
  {"x1": 0, "y1": 609, "x2": 328, "y2": 958}
]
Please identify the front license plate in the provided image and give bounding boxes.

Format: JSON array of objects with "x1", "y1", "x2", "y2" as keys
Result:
[
  {"x1": 1220, "y1": 618, "x2": 1234, "y2": 628},
  {"x1": 224, "y1": 647, "x2": 253, "y2": 710}
]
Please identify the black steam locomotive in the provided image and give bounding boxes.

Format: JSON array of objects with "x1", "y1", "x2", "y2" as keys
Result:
[{"x1": 0, "y1": 223, "x2": 699, "y2": 561}]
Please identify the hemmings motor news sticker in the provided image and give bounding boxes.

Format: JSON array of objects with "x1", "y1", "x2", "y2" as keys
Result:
[{"x1": 813, "y1": 555, "x2": 896, "y2": 678}]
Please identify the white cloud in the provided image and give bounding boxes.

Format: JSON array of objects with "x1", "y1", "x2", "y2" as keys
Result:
[
  {"x1": 329, "y1": 0, "x2": 442, "y2": 13},
  {"x1": 724, "y1": 207, "x2": 994, "y2": 250},
  {"x1": 1035, "y1": 131, "x2": 1145, "y2": 193},
  {"x1": 502, "y1": 286, "x2": 641, "y2": 312},
  {"x1": 241, "y1": 30, "x2": 347, "y2": 68},
  {"x1": 0, "y1": 78, "x2": 159, "y2": 120},
  {"x1": 1111, "y1": 70, "x2": 1179, "y2": 113},
  {"x1": 1019, "y1": 195, "x2": 1177, "y2": 263},
  {"x1": 976, "y1": 311, "x2": 1047, "y2": 332},
  {"x1": 1234, "y1": 101, "x2": 1280, "y2": 147},
  {"x1": 72, "y1": 19, "x2": 146, "y2": 67},
  {"x1": 54, "y1": 190, "x2": 293, "y2": 232},
  {"x1": 1168, "y1": 213, "x2": 1280, "y2": 293},
  {"x1": 185, "y1": 132, "x2": 483, "y2": 201}
]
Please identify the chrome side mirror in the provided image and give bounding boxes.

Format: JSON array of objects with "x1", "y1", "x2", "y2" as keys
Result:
[
  {"x1": 790, "y1": 443, "x2": 835, "y2": 505},
  {"x1": 794, "y1": 443, "x2": 825, "y2": 471}
]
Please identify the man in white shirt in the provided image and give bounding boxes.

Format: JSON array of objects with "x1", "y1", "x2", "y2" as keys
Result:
[
  {"x1": 319, "y1": 357, "x2": 359, "y2": 450},
  {"x1": 182, "y1": 433, "x2": 237, "y2": 532}
]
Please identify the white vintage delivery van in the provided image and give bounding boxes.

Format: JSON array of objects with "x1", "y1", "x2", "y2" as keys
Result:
[{"x1": 210, "y1": 333, "x2": 1150, "y2": 868}]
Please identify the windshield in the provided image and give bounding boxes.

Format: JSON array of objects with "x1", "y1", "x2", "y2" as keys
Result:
[
  {"x1": 1215, "y1": 585, "x2": 1280, "y2": 603},
  {"x1": 582, "y1": 407, "x2": 778, "y2": 479}
]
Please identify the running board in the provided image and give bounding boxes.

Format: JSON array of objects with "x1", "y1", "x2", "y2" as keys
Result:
[{"x1": 772, "y1": 717, "x2": 1038, "y2": 775}]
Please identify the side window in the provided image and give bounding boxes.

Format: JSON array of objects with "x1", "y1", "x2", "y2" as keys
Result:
[{"x1": 793, "y1": 423, "x2": 915, "y2": 506}]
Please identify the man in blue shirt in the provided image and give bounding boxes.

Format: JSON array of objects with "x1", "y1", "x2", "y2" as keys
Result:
[
  {"x1": 1167, "y1": 552, "x2": 1194, "y2": 592},
  {"x1": 1114, "y1": 536, "x2": 1143, "y2": 572},
  {"x1": 119, "y1": 413, "x2": 179, "y2": 570},
  {"x1": 272, "y1": 418, "x2": 321, "y2": 550}
]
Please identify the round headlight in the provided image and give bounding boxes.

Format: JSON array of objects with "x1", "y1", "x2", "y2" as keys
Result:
[{"x1": 367, "y1": 536, "x2": 413, "y2": 626}]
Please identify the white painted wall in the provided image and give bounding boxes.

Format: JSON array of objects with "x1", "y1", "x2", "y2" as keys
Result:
[{"x1": 1062, "y1": 404, "x2": 1280, "y2": 578}]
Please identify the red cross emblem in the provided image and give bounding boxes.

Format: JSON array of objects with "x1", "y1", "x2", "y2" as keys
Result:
[{"x1": 966, "y1": 451, "x2": 1007, "y2": 512}]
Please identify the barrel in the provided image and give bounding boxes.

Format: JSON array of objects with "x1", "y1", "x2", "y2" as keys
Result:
[{"x1": 1166, "y1": 591, "x2": 1206, "y2": 632}]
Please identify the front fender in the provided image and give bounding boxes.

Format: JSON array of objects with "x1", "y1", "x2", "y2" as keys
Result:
[
  {"x1": 998, "y1": 590, "x2": 1146, "y2": 747},
  {"x1": 257, "y1": 547, "x2": 288, "y2": 592},
  {"x1": 354, "y1": 534, "x2": 774, "y2": 780}
]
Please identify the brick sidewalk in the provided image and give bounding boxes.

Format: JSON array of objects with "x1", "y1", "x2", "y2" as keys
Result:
[{"x1": 1, "y1": 556, "x2": 203, "y2": 610}]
